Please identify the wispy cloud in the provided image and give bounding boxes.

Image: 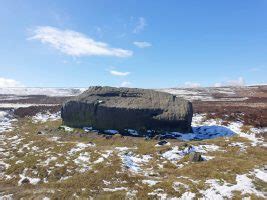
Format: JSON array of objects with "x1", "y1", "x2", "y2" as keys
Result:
[
  {"x1": 29, "y1": 26, "x2": 133, "y2": 57},
  {"x1": 214, "y1": 77, "x2": 245, "y2": 87},
  {"x1": 110, "y1": 70, "x2": 130, "y2": 76},
  {"x1": 133, "y1": 41, "x2": 151, "y2": 48},
  {"x1": 0, "y1": 77, "x2": 24, "y2": 87},
  {"x1": 183, "y1": 81, "x2": 201, "y2": 88},
  {"x1": 249, "y1": 67, "x2": 261, "y2": 72},
  {"x1": 120, "y1": 81, "x2": 131, "y2": 87},
  {"x1": 133, "y1": 17, "x2": 146, "y2": 34}
]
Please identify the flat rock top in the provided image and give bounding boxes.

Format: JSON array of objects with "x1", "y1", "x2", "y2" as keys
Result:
[
  {"x1": 70, "y1": 86, "x2": 192, "y2": 118},
  {"x1": 72, "y1": 86, "x2": 189, "y2": 110}
]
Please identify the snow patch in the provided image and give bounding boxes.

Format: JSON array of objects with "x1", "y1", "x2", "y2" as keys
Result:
[
  {"x1": 117, "y1": 149, "x2": 151, "y2": 173},
  {"x1": 0, "y1": 111, "x2": 15, "y2": 133},
  {"x1": 201, "y1": 174, "x2": 265, "y2": 199},
  {"x1": 103, "y1": 187, "x2": 128, "y2": 192},
  {"x1": 177, "y1": 192, "x2": 196, "y2": 200},
  {"x1": 253, "y1": 168, "x2": 267, "y2": 182},
  {"x1": 142, "y1": 179, "x2": 159, "y2": 186},
  {"x1": 0, "y1": 103, "x2": 59, "y2": 108},
  {"x1": 0, "y1": 87, "x2": 86, "y2": 96},
  {"x1": 74, "y1": 152, "x2": 91, "y2": 172},
  {"x1": 104, "y1": 130, "x2": 119, "y2": 134},
  {"x1": 68, "y1": 142, "x2": 95, "y2": 155},
  {"x1": 162, "y1": 144, "x2": 219, "y2": 163},
  {"x1": 229, "y1": 142, "x2": 247, "y2": 151},
  {"x1": 32, "y1": 112, "x2": 61, "y2": 123},
  {"x1": 126, "y1": 129, "x2": 139, "y2": 136},
  {"x1": 18, "y1": 169, "x2": 40, "y2": 186},
  {"x1": 60, "y1": 125, "x2": 74, "y2": 132}
]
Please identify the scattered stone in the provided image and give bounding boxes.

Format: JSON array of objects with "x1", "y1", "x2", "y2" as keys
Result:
[
  {"x1": 105, "y1": 135, "x2": 112, "y2": 139},
  {"x1": 37, "y1": 131, "x2": 45, "y2": 135},
  {"x1": 21, "y1": 178, "x2": 30, "y2": 184},
  {"x1": 157, "y1": 140, "x2": 168, "y2": 146},
  {"x1": 189, "y1": 152, "x2": 204, "y2": 162}
]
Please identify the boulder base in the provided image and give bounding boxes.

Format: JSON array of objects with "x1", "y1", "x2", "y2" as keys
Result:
[{"x1": 61, "y1": 86, "x2": 193, "y2": 134}]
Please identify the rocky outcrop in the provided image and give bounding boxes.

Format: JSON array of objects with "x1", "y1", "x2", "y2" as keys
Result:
[{"x1": 61, "y1": 86, "x2": 193, "y2": 134}]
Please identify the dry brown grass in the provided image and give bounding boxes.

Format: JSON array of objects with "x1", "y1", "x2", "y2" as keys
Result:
[{"x1": 1, "y1": 116, "x2": 266, "y2": 199}]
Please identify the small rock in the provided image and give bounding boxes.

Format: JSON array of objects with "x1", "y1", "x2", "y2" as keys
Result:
[
  {"x1": 189, "y1": 152, "x2": 204, "y2": 162},
  {"x1": 21, "y1": 178, "x2": 30, "y2": 184},
  {"x1": 105, "y1": 135, "x2": 112, "y2": 139},
  {"x1": 153, "y1": 135, "x2": 160, "y2": 140},
  {"x1": 145, "y1": 136, "x2": 151, "y2": 140},
  {"x1": 37, "y1": 131, "x2": 45, "y2": 135},
  {"x1": 157, "y1": 140, "x2": 168, "y2": 146}
]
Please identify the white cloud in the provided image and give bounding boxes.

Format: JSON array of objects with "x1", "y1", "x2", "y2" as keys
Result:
[
  {"x1": 133, "y1": 17, "x2": 146, "y2": 34},
  {"x1": 0, "y1": 77, "x2": 24, "y2": 87},
  {"x1": 183, "y1": 81, "x2": 201, "y2": 88},
  {"x1": 110, "y1": 70, "x2": 130, "y2": 76},
  {"x1": 249, "y1": 67, "x2": 260, "y2": 72},
  {"x1": 29, "y1": 26, "x2": 133, "y2": 57},
  {"x1": 120, "y1": 81, "x2": 131, "y2": 87},
  {"x1": 133, "y1": 41, "x2": 151, "y2": 48},
  {"x1": 226, "y1": 77, "x2": 245, "y2": 86},
  {"x1": 214, "y1": 77, "x2": 245, "y2": 87}
]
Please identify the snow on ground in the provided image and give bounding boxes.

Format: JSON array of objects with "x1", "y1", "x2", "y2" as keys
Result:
[
  {"x1": 43, "y1": 156, "x2": 57, "y2": 166},
  {"x1": 142, "y1": 179, "x2": 159, "y2": 186},
  {"x1": 93, "y1": 150, "x2": 113, "y2": 164},
  {"x1": 194, "y1": 144, "x2": 221, "y2": 153},
  {"x1": 229, "y1": 142, "x2": 247, "y2": 151},
  {"x1": 162, "y1": 147, "x2": 187, "y2": 162},
  {"x1": 0, "y1": 111, "x2": 15, "y2": 133},
  {"x1": 115, "y1": 147, "x2": 131, "y2": 151},
  {"x1": 32, "y1": 112, "x2": 61, "y2": 123},
  {"x1": 116, "y1": 147, "x2": 151, "y2": 173},
  {"x1": 18, "y1": 169, "x2": 41, "y2": 186},
  {"x1": 160, "y1": 87, "x2": 249, "y2": 102},
  {"x1": 201, "y1": 173, "x2": 265, "y2": 199},
  {"x1": 0, "y1": 87, "x2": 86, "y2": 96},
  {"x1": 159, "y1": 114, "x2": 235, "y2": 141},
  {"x1": 121, "y1": 152, "x2": 152, "y2": 172},
  {"x1": 252, "y1": 168, "x2": 267, "y2": 182},
  {"x1": 68, "y1": 142, "x2": 95, "y2": 155},
  {"x1": 161, "y1": 144, "x2": 220, "y2": 163},
  {"x1": 74, "y1": 152, "x2": 91, "y2": 172},
  {"x1": 0, "y1": 193, "x2": 13, "y2": 200},
  {"x1": 160, "y1": 88, "x2": 214, "y2": 101},
  {"x1": 172, "y1": 181, "x2": 189, "y2": 191},
  {"x1": 60, "y1": 125, "x2": 74, "y2": 132},
  {"x1": 103, "y1": 187, "x2": 128, "y2": 192},
  {"x1": 104, "y1": 130, "x2": 119, "y2": 134},
  {"x1": 147, "y1": 189, "x2": 168, "y2": 199},
  {"x1": 177, "y1": 192, "x2": 196, "y2": 200},
  {"x1": 0, "y1": 103, "x2": 59, "y2": 109},
  {"x1": 0, "y1": 95, "x2": 29, "y2": 101},
  {"x1": 160, "y1": 114, "x2": 267, "y2": 146},
  {"x1": 126, "y1": 129, "x2": 139, "y2": 136},
  {"x1": 228, "y1": 121, "x2": 265, "y2": 146},
  {"x1": 83, "y1": 127, "x2": 93, "y2": 132}
]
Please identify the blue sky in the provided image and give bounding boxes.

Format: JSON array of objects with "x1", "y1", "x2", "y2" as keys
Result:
[{"x1": 0, "y1": 0, "x2": 266, "y2": 88}]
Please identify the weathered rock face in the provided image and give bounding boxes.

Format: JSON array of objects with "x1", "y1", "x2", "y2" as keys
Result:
[{"x1": 61, "y1": 86, "x2": 193, "y2": 134}]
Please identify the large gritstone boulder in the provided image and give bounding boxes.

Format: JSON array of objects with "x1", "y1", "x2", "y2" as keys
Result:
[{"x1": 61, "y1": 86, "x2": 193, "y2": 134}]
